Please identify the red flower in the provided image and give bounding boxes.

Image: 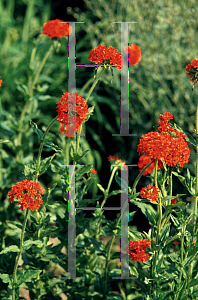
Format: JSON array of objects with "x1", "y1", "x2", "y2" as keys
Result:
[
  {"x1": 137, "y1": 155, "x2": 164, "y2": 175},
  {"x1": 108, "y1": 155, "x2": 127, "y2": 170},
  {"x1": 193, "y1": 239, "x2": 196, "y2": 246},
  {"x1": 124, "y1": 44, "x2": 141, "y2": 65},
  {"x1": 171, "y1": 198, "x2": 177, "y2": 205},
  {"x1": 88, "y1": 44, "x2": 124, "y2": 70},
  {"x1": 137, "y1": 112, "x2": 190, "y2": 169},
  {"x1": 127, "y1": 239, "x2": 151, "y2": 262},
  {"x1": 42, "y1": 19, "x2": 72, "y2": 38},
  {"x1": 0, "y1": 77, "x2": 2, "y2": 87},
  {"x1": 139, "y1": 185, "x2": 161, "y2": 203},
  {"x1": 186, "y1": 59, "x2": 198, "y2": 86},
  {"x1": 173, "y1": 241, "x2": 180, "y2": 245},
  {"x1": 8, "y1": 179, "x2": 45, "y2": 211},
  {"x1": 56, "y1": 92, "x2": 89, "y2": 137},
  {"x1": 90, "y1": 168, "x2": 97, "y2": 174}
]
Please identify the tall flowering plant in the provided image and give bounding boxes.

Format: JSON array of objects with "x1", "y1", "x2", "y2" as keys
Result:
[{"x1": 1, "y1": 18, "x2": 198, "y2": 300}]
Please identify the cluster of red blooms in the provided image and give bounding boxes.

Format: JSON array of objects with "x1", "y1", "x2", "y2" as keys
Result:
[
  {"x1": 56, "y1": 92, "x2": 89, "y2": 137},
  {"x1": 137, "y1": 112, "x2": 190, "y2": 175},
  {"x1": 127, "y1": 238, "x2": 151, "y2": 262},
  {"x1": 8, "y1": 179, "x2": 45, "y2": 211},
  {"x1": 107, "y1": 155, "x2": 127, "y2": 170},
  {"x1": 90, "y1": 168, "x2": 97, "y2": 174},
  {"x1": 88, "y1": 44, "x2": 124, "y2": 70},
  {"x1": 186, "y1": 59, "x2": 198, "y2": 86},
  {"x1": 42, "y1": 19, "x2": 72, "y2": 38},
  {"x1": 0, "y1": 77, "x2": 2, "y2": 87},
  {"x1": 139, "y1": 184, "x2": 160, "y2": 203},
  {"x1": 88, "y1": 43, "x2": 141, "y2": 69},
  {"x1": 139, "y1": 185, "x2": 178, "y2": 205}
]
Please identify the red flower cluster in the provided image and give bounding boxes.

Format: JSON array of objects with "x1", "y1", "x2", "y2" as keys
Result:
[
  {"x1": 42, "y1": 19, "x2": 72, "y2": 38},
  {"x1": 56, "y1": 92, "x2": 89, "y2": 137},
  {"x1": 107, "y1": 155, "x2": 127, "y2": 170},
  {"x1": 124, "y1": 44, "x2": 141, "y2": 66},
  {"x1": 137, "y1": 112, "x2": 190, "y2": 174},
  {"x1": 137, "y1": 155, "x2": 163, "y2": 176},
  {"x1": 139, "y1": 185, "x2": 161, "y2": 203},
  {"x1": 186, "y1": 59, "x2": 198, "y2": 85},
  {"x1": 88, "y1": 45, "x2": 124, "y2": 70},
  {"x1": 0, "y1": 77, "x2": 2, "y2": 87},
  {"x1": 127, "y1": 239, "x2": 151, "y2": 262},
  {"x1": 8, "y1": 179, "x2": 45, "y2": 211},
  {"x1": 90, "y1": 168, "x2": 97, "y2": 174}
]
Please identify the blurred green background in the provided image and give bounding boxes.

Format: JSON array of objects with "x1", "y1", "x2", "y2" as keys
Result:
[{"x1": 0, "y1": 0, "x2": 198, "y2": 233}]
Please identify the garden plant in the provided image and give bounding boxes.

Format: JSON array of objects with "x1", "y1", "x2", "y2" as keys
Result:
[{"x1": 1, "y1": 15, "x2": 198, "y2": 300}]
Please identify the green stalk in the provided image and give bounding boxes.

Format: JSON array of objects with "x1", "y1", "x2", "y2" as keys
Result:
[
  {"x1": 187, "y1": 104, "x2": 198, "y2": 294},
  {"x1": 34, "y1": 116, "x2": 57, "y2": 181},
  {"x1": 160, "y1": 170, "x2": 173, "y2": 232},
  {"x1": 95, "y1": 166, "x2": 118, "y2": 239},
  {"x1": 151, "y1": 159, "x2": 162, "y2": 299},
  {"x1": 103, "y1": 211, "x2": 121, "y2": 296},
  {"x1": 130, "y1": 161, "x2": 152, "y2": 196},
  {"x1": 16, "y1": 43, "x2": 54, "y2": 161},
  {"x1": 174, "y1": 226, "x2": 185, "y2": 300},
  {"x1": 12, "y1": 208, "x2": 29, "y2": 300},
  {"x1": 75, "y1": 66, "x2": 105, "y2": 157}
]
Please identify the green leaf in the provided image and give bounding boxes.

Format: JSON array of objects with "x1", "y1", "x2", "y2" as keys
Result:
[
  {"x1": 0, "y1": 274, "x2": 12, "y2": 288},
  {"x1": 15, "y1": 81, "x2": 30, "y2": 97},
  {"x1": 163, "y1": 201, "x2": 186, "y2": 211},
  {"x1": 129, "y1": 266, "x2": 139, "y2": 277},
  {"x1": 171, "y1": 123, "x2": 197, "y2": 149},
  {"x1": 39, "y1": 154, "x2": 56, "y2": 176},
  {"x1": 130, "y1": 199, "x2": 157, "y2": 222},
  {"x1": 23, "y1": 163, "x2": 36, "y2": 177},
  {"x1": 115, "y1": 175, "x2": 128, "y2": 194},
  {"x1": 106, "y1": 189, "x2": 125, "y2": 199},
  {"x1": 23, "y1": 240, "x2": 42, "y2": 251},
  {"x1": 0, "y1": 139, "x2": 10, "y2": 143},
  {"x1": 97, "y1": 183, "x2": 105, "y2": 194},
  {"x1": 44, "y1": 141, "x2": 62, "y2": 153},
  {"x1": 75, "y1": 165, "x2": 93, "y2": 177},
  {"x1": 187, "y1": 278, "x2": 198, "y2": 288},
  {"x1": 129, "y1": 211, "x2": 137, "y2": 222},
  {"x1": 172, "y1": 171, "x2": 195, "y2": 195},
  {"x1": 17, "y1": 270, "x2": 42, "y2": 286},
  {"x1": 110, "y1": 251, "x2": 121, "y2": 260},
  {"x1": 84, "y1": 105, "x2": 95, "y2": 122},
  {"x1": 72, "y1": 149, "x2": 89, "y2": 163},
  {"x1": 161, "y1": 195, "x2": 178, "y2": 204},
  {"x1": 161, "y1": 158, "x2": 167, "y2": 171},
  {"x1": 0, "y1": 245, "x2": 20, "y2": 255},
  {"x1": 30, "y1": 120, "x2": 44, "y2": 142},
  {"x1": 159, "y1": 223, "x2": 170, "y2": 244},
  {"x1": 128, "y1": 230, "x2": 144, "y2": 240}
]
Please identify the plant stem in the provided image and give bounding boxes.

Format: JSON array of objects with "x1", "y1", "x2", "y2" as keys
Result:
[
  {"x1": 151, "y1": 159, "x2": 162, "y2": 299},
  {"x1": 187, "y1": 104, "x2": 198, "y2": 294},
  {"x1": 75, "y1": 66, "x2": 105, "y2": 157},
  {"x1": 174, "y1": 226, "x2": 185, "y2": 300},
  {"x1": 103, "y1": 209, "x2": 121, "y2": 296},
  {"x1": 130, "y1": 161, "x2": 152, "y2": 195},
  {"x1": 35, "y1": 116, "x2": 58, "y2": 181},
  {"x1": 12, "y1": 208, "x2": 29, "y2": 300},
  {"x1": 16, "y1": 43, "x2": 54, "y2": 161},
  {"x1": 95, "y1": 166, "x2": 118, "y2": 239}
]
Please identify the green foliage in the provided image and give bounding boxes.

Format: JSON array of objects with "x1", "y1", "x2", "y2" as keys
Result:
[{"x1": 1, "y1": 0, "x2": 198, "y2": 299}]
